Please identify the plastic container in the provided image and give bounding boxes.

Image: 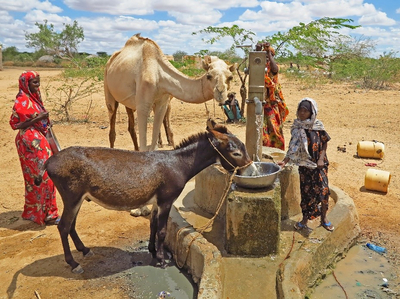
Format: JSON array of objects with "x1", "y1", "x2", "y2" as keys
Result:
[
  {"x1": 270, "y1": 152, "x2": 285, "y2": 163},
  {"x1": 366, "y1": 242, "x2": 386, "y2": 253},
  {"x1": 357, "y1": 140, "x2": 384, "y2": 159},
  {"x1": 364, "y1": 169, "x2": 391, "y2": 193}
]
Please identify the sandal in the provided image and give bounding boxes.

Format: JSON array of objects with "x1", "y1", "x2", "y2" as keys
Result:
[
  {"x1": 321, "y1": 221, "x2": 334, "y2": 231},
  {"x1": 45, "y1": 216, "x2": 60, "y2": 226},
  {"x1": 294, "y1": 222, "x2": 308, "y2": 230}
]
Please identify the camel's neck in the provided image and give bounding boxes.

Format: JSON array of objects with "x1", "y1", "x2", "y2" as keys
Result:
[{"x1": 159, "y1": 62, "x2": 213, "y2": 103}]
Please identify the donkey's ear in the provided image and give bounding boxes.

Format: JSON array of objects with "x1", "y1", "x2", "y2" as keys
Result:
[
  {"x1": 209, "y1": 129, "x2": 228, "y2": 145},
  {"x1": 206, "y1": 118, "x2": 216, "y2": 132}
]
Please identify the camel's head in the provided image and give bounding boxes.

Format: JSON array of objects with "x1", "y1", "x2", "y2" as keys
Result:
[{"x1": 202, "y1": 56, "x2": 236, "y2": 103}]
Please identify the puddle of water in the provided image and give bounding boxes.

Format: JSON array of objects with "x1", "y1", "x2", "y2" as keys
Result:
[
  {"x1": 311, "y1": 244, "x2": 395, "y2": 299},
  {"x1": 122, "y1": 242, "x2": 197, "y2": 299},
  {"x1": 126, "y1": 264, "x2": 196, "y2": 299}
]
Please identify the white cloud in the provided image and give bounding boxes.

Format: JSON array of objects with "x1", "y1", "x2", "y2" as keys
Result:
[
  {"x1": 78, "y1": 16, "x2": 159, "y2": 33},
  {"x1": 64, "y1": 0, "x2": 154, "y2": 15},
  {"x1": 359, "y1": 11, "x2": 396, "y2": 26},
  {"x1": 0, "y1": 0, "x2": 62, "y2": 13},
  {"x1": 241, "y1": 2, "x2": 310, "y2": 22},
  {"x1": 23, "y1": 10, "x2": 72, "y2": 29}
]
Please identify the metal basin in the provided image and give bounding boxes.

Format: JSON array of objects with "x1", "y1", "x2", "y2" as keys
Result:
[{"x1": 234, "y1": 162, "x2": 281, "y2": 189}]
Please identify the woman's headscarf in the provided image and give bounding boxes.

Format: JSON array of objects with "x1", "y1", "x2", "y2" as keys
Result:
[
  {"x1": 285, "y1": 97, "x2": 325, "y2": 168},
  {"x1": 18, "y1": 70, "x2": 44, "y2": 108}
]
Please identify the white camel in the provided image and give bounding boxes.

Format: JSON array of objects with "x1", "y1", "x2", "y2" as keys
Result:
[{"x1": 104, "y1": 33, "x2": 236, "y2": 151}]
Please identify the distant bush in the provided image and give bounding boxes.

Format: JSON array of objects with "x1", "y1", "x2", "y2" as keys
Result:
[
  {"x1": 330, "y1": 51, "x2": 400, "y2": 89},
  {"x1": 170, "y1": 60, "x2": 205, "y2": 77},
  {"x1": 172, "y1": 50, "x2": 187, "y2": 62}
]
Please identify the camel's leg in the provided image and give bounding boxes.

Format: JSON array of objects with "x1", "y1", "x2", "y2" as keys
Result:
[
  {"x1": 125, "y1": 107, "x2": 139, "y2": 151},
  {"x1": 158, "y1": 132, "x2": 164, "y2": 148},
  {"x1": 149, "y1": 95, "x2": 169, "y2": 151},
  {"x1": 157, "y1": 106, "x2": 164, "y2": 148},
  {"x1": 106, "y1": 100, "x2": 119, "y2": 149},
  {"x1": 157, "y1": 99, "x2": 173, "y2": 148},
  {"x1": 57, "y1": 195, "x2": 87, "y2": 273},
  {"x1": 163, "y1": 100, "x2": 174, "y2": 147},
  {"x1": 136, "y1": 93, "x2": 154, "y2": 151},
  {"x1": 104, "y1": 76, "x2": 119, "y2": 148}
]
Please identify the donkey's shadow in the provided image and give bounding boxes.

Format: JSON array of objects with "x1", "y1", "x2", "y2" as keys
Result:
[{"x1": 6, "y1": 245, "x2": 163, "y2": 298}]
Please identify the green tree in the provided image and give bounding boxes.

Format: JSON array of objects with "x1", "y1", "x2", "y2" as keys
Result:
[
  {"x1": 59, "y1": 20, "x2": 84, "y2": 57},
  {"x1": 192, "y1": 25, "x2": 256, "y2": 57},
  {"x1": 25, "y1": 20, "x2": 84, "y2": 58},
  {"x1": 266, "y1": 17, "x2": 360, "y2": 59}
]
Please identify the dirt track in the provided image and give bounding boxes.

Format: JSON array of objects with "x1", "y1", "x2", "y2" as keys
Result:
[{"x1": 1, "y1": 67, "x2": 399, "y2": 298}]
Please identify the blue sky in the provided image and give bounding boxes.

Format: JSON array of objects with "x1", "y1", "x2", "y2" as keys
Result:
[{"x1": 0, "y1": 0, "x2": 399, "y2": 57}]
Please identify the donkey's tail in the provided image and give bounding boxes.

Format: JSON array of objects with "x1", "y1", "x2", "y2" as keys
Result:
[{"x1": 34, "y1": 162, "x2": 47, "y2": 186}]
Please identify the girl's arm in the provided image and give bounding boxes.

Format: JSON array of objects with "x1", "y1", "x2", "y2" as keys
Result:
[
  {"x1": 278, "y1": 156, "x2": 290, "y2": 168},
  {"x1": 317, "y1": 142, "x2": 328, "y2": 168}
]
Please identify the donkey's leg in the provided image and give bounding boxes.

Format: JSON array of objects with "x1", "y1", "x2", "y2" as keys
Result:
[
  {"x1": 125, "y1": 107, "x2": 139, "y2": 151},
  {"x1": 57, "y1": 196, "x2": 86, "y2": 273},
  {"x1": 155, "y1": 203, "x2": 173, "y2": 268},
  {"x1": 148, "y1": 204, "x2": 160, "y2": 258},
  {"x1": 69, "y1": 206, "x2": 92, "y2": 257}
]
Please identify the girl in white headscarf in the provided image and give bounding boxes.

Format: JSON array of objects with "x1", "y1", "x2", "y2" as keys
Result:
[{"x1": 278, "y1": 97, "x2": 333, "y2": 232}]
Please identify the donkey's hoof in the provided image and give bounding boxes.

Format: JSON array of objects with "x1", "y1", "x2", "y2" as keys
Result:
[
  {"x1": 140, "y1": 206, "x2": 151, "y2": 216},
  {"x1": 72, "y1": 264, "x2": 84, "y2": 274},
  {"x1": 84, "y1": 249, "x2": 94, "y2": 257},
  {"x1": 130, "y1": 208, "x2": 142, "y2": 217},
  {"x1": 130, "y1": 206, "x2": 151, "y2": 217},
  {"x1": 156, "y1": 261, "x2": 167, "y2": 269}
]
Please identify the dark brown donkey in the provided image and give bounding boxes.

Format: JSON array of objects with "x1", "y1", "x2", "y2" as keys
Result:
[{"x1": 35, "y1": 119, "x2": 255, "y2": 274}]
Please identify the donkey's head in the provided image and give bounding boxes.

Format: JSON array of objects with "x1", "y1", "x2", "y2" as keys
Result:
[{"x1": 206, "y1": 119, "x2": 253, "y2": 173}]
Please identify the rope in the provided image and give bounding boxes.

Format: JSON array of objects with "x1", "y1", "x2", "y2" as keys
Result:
[
  {"x1": 175, "y1": 168, "x2": 237, "y2": 269},
  {"x1": 278, "y1": 232, "x2": 296, "y2": 269},
  {"x1": 333, "y1": 270, "x2": 349, "y2": 299},
  {"x1": 207, "y1": 137, "x2": 253, "y2": 171}
]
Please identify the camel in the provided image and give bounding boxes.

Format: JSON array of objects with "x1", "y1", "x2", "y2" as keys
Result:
[{"x1": 104, "y1": 33, "x2": 236, "y2": 151}]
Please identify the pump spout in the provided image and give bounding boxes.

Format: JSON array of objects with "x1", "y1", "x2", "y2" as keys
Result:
[{"x1": 254, "y1": 97, "x2": 263, "y2": 115}]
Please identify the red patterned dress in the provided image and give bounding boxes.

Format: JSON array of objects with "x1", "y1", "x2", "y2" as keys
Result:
[
  {"x1": 263, "y1": 62, "x2": 289, "y2": 150},
  {"x1": 10, "y1": 71, "x2": 59, "y2": 225}
]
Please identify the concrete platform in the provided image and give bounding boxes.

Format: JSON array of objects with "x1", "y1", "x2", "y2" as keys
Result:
[{"x1": 165, "y1": 171, "x2": 361, "y2": 298}]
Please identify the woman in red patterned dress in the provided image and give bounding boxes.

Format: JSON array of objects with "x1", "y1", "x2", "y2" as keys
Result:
[
  {"x1": 256, "y1": 42, "x2": 289, "y2": 150},
  {"x1": 10, "y1": 71, "x2": 59, "y2": 225}
]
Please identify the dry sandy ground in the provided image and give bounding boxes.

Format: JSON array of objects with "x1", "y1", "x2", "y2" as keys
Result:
[{"x1": 0, "y1": 67, "x2": 399, "y2": 298}]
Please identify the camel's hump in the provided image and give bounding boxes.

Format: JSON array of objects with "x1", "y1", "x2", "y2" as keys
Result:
[{"x1": 125, "y1": 33, "x2": 158, "y2": 48}]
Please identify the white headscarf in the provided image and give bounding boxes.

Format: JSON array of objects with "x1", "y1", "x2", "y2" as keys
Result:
[{"x1": 286, "y1": 97, "x2": 325, "y2": 169}]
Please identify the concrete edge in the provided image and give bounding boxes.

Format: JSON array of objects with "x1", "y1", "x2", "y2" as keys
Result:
[
  {"x1": 277, "y1": 185, "x2": 362, "y2": 298},
  {"x1": 165, "y1": 206, "x2": 223, "y2": 299}
]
